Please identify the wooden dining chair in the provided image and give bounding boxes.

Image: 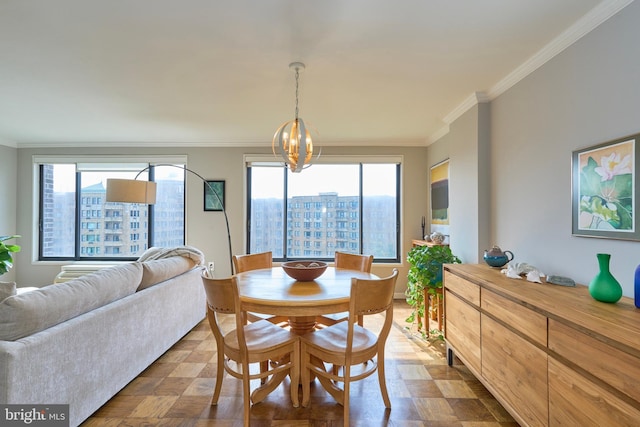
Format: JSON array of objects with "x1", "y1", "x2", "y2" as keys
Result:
[
  {"x1": 300, "y1": 269, "x2": 398, "y2": 425},
  {"x1": 232, "y1": 251, "x2": 289, "y2": 326},
  {"x1": 335, "y1": 251, "x2": 374, "y2": 272},
  {"x1": 201, "y1": 273, "x2": 300, "y2": 426},
  {"x1": 315, "y1": 251, "x2": 374, "y2": 328},
  {"x1": 232, "y1": 251, "x2": 272, "y2": 274}
]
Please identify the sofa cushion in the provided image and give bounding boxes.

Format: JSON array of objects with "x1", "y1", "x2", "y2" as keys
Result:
[
  {"x1": 0, "y1": 281, "x2": 16, "y2": 302},
  {"x1": 16, "y1": 287, "x2": 39, "y2": 294},
  {"x1": 138, "y1": 257, "x2": 196, "y2": 291},
  {"x1": 0, "y1": 262, "x2": 142, "y2": 341}
]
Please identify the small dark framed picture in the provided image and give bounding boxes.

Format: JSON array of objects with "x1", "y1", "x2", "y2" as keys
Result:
[{"x1": 204, "y1": 180, "x2": 225, "y2": 212}]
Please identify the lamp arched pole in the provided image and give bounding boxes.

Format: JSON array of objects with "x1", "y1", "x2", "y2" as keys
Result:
[{"x1": 133, "y1": 164, "x2": 234, "y2": 275}]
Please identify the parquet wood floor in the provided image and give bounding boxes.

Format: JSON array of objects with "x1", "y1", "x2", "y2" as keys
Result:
[{"x1": 82, "y1": 301, "x2": 518, "y2": 426}]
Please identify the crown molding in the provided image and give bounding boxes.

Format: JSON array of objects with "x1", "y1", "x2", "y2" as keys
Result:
[
  {"x1": 14, "y1": 136, "x2": 429, "y2": 149},
  {"x1": 0, "y1": 137, "x2": 18, "y2": 148},
  {"x1": 431, "y1": 0, "x2": 635, "y2": 145},
  {"x1": 426, "y1": 125, "x2": 450, "y2": 146},
  {"x1": 427, "y1": 91, "x2": 488, "y2": 145},
  {"x1": 488, "y1": 0, "x2": 635, "y2": 99},
  {"x1": 442, "y1": 92, "x2": 490, "y2": 125}
]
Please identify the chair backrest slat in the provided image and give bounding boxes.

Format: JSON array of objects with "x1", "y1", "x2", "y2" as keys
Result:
[
  {"x1": 202, "y1": 275, "x2": 237, "y2": 315},
  {"x1": 202, "y1": 274, "x2": 250, "y2": 356},
  {"x1": 335, "y1": 251, "x2": 373, "y2": 273},
  {"x1": 233, "y1": 251, "x2": 273, "y2": 273},
  {"x1": 350, "y1": 269, "x2": 397, "y2": 317}
]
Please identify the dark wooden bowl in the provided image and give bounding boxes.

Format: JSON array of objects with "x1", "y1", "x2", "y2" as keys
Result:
[{"x1": 281, "y1": 260, "x2": 328, "y2": 281}]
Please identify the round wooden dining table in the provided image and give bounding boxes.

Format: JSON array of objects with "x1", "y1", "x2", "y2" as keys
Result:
[{"x1": 235, "y1": 266, "x2": 378, "y2": 335}]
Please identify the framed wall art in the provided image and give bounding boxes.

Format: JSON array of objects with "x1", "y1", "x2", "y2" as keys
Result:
[
  {"x1": 204, "y1": 180, "x2": 225, "y2": 212},
  {"x1": 430, "y1": 159, "x2": 450, "y2": 236},
  {"x1": 572, "y1": 133, "x2": 639, "y2": 240}
]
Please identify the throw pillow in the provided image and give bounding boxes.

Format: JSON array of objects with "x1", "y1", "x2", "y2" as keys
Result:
[{"x1": 138, "y1": 257, "x2": 195, "y2": 291}]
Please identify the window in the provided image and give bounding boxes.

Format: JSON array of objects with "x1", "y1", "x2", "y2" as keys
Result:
[
  {"x1": 36, "y1": 157, "x2": 187, "y2": 261},
  {"x1": 247, "y1": 158, "x2": 400, "y2": 262}
]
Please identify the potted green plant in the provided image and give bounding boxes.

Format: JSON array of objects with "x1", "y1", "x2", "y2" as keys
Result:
[
  {"x1": 0, "y1": 235, "x2": 21, "y2": 275},
  {"x1": 405, "y1": 244, "x2": 460, "y2": 335}
]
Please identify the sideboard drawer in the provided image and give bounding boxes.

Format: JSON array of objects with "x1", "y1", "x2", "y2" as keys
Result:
[
  {"x1": 444, "y1": 271, "x2": 480, "y2": 306},
  {"x1": 482, "y1": 288, "x2": 547, "y2": 347},
  {"x1": 549, "y1": 357, "x2": 640, "y2": 426},
  {"x1": 482, "y1": 315, "x2": 549, "y2": 427},
  {"x1": 549, "y1": 319, "x2": 640, "y2": 403},
  {"x1": 445, "y1": 290, "x2": 481, "y2": 373}
]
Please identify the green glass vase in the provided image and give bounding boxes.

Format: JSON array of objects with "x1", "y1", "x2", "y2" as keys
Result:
[{"x1": 588, "y1": 253, "x2": 623, "y2": 303}]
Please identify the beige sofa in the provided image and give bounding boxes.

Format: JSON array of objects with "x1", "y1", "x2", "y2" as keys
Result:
[{"x1": 0, "y1": 247, "x2": 206, "y2": 427}]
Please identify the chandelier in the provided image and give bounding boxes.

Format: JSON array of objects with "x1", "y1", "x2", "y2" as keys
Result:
[{"x1": 272, "y1": 62, "x2": 316, "y2": 172}]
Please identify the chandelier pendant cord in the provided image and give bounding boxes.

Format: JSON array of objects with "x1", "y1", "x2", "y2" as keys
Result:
[{"x1": 294, "y1": 67, "x2": 300, "y2": 120}]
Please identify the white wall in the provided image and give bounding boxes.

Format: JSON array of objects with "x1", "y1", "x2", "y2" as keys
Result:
[
  {"x1": 0, "y1": 144, "x2": 18, "y2": 282},
  {"x1": 14, "y1": 145, "x2": 428, "y2": 296},
  {"x1": 452, "y1": 2, "x2": 640, "y2": 296}
]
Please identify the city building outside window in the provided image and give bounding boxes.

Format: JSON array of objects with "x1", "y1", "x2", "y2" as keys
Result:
[
  {"x1": 247, "y1": 158, "x2": 400, "y2": 262},
  {"x1": 35, "y1": 157, "x2": 187, "y2": 261}
]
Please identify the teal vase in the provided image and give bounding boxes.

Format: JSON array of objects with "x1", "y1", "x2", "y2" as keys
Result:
[{"x1": 588, "y1": 253, "x2": 622, "y2": 303}]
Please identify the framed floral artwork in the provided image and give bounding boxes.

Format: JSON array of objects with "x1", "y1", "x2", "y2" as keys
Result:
[{"x1": 572, "y1": 133, "x2": 639, "y2": 240}]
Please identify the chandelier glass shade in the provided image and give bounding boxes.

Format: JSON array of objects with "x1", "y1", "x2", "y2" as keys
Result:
[
  {"x1": 273, "y1": 117, "x2": 313, "y2": 173},
  {"x1": 272, "y1": 62, "x2": 315, "y2": 173}
]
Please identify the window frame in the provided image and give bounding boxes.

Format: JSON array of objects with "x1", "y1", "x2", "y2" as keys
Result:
[
  {"x1": 245, "y1": 155, "x2": 402, "y2": 263},
  {"x1": 33, "y1": 155, "x2": 188, "y2": 262}
]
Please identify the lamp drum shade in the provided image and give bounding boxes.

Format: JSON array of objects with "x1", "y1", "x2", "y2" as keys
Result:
[{"x1": 106, "y1": 179, "x2": 157, "y2": 204}]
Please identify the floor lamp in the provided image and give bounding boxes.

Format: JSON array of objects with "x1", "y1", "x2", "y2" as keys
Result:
[{"x1": 105, "y1": 164, "x2": 234, "y2": 275}]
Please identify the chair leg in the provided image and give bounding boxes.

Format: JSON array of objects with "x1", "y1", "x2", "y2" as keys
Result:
[
  {"x1": 211, "y1": 347, "x2": 225, "y2": 405},
  {"x1": 377, "y1": 353, "x2": 391, "y2": 408},
  {"x1": 260, "y1": 360, "x2": 268, "y2": 384},
  {"x1": 343, "y1": 365, "x2": 351, "y2": 426},
  {"x1": 242, "y1": 364, "x2": 251, "y2": 427},
  {"x1": 332, "y1": 363, "x2": 340, "y2": 378}
]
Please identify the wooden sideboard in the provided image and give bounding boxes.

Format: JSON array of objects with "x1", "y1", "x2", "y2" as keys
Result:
[{"x1": 444, "y1": 263, "x2": 640, "y2": 427}]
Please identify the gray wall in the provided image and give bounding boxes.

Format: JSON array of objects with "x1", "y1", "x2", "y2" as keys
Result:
[
  {"x1": 14, "y1": 145, "x2": 427, "y2": 296},
  {"x1": 0, "y1": 144, "x2": 17, "y2": 282},
  {"x1": 435, "y1": 2, "x2": 640, "y2": 296},
  {"x1": 429, "y1": 104, "x2": 491, "y2": 265}
]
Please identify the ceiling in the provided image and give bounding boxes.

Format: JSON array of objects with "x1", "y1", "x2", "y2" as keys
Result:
[{"x1": 0, "y1": 0, "x2": 631, "y2": 148}]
